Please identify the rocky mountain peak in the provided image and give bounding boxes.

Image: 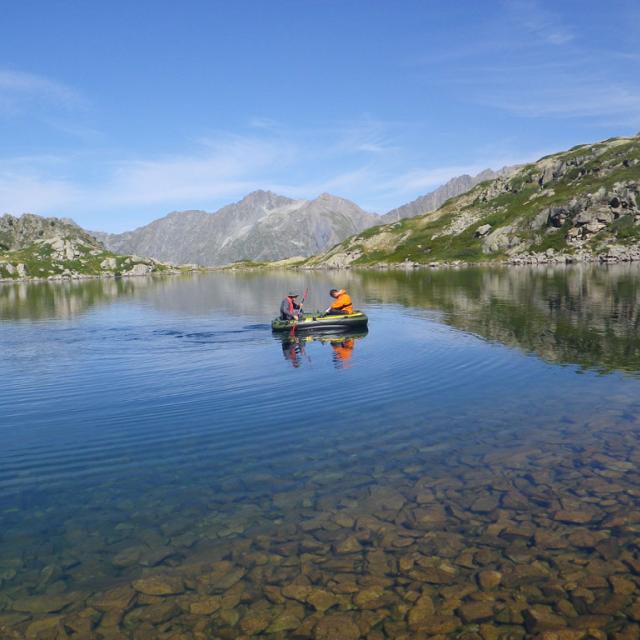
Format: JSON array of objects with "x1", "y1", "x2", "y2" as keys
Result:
[{"x1": 238, "y1": 189, "x2": 294, "y2": 210}]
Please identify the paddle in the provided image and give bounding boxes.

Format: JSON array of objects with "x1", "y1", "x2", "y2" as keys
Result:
[{"x1": 291, "y1": 287, "x2": 309, "y2": 336}]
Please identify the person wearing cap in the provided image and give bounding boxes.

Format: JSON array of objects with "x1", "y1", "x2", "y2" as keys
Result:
[
  {"x1": 280, "y1": 292, "x2": 305, "y2": 321},
  {"x1": 324, "y1": 288, "x2": 353, "y2": 315}
]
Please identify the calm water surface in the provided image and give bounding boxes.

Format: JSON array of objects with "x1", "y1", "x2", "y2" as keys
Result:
[{"x1": 2, "y1": 266, "x2": 640, "y2": 639}]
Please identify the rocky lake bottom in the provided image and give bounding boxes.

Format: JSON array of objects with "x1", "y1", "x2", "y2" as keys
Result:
[{"x1": 2, "y1": 267, "x2": 640, "y2": 640}]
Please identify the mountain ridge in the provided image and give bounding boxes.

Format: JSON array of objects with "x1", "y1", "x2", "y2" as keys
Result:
[
  {"x1": 306, "y1": 135, "x2": 640, "y2": 268},
  {"x1": 380, "y1": 167, "x2": 519, "y2": 224},
  {"x1": 94, "y1": 190, "x2": 378, "y2": 266}
]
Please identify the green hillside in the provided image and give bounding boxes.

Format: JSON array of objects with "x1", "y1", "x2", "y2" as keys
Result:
[
  {"x1": 0, "y1": 214, "x2": 179, "y2": 281},
  {"x1": 307, "y1": 135, "x2": 640, "y2": 267}
]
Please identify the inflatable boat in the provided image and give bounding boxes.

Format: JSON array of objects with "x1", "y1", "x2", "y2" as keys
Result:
[{"x1": 271, "y1": 311, "x2": 368, "y2": 332}]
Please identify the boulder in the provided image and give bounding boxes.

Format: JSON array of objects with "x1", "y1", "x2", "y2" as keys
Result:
[
  {"x1": 125, "y1": 263, "x2": 153, "y2": 276},
  {"x1": 549, "y1": 208, "x2": 568, "y2": 228},
  {"x1": 585, "y1": 221, "x2": 605, "y2": 234},
  {"x1": 100, "y1": 257, "x2": 117, "y2": 270},
  {"x1": 575, "y1": 210, "x2": 597, "y2": 226},
  {"x1": 595, "y1": 209, "x2": 614, "y2": 224},
  {"x1": 475, "y1": 224, "x2": 492, "y2": 238}
]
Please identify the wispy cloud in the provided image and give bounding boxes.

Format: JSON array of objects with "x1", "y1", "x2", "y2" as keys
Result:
[
  {"x1": 0, "y1": 171, "x2": 80, "y2": 216},
  {"x1": 503, "y1": 0, "x2": 574, "y2": 46},
  {"x1": 478, "y1": 79, "x2": 640, "y2": 124},
  {"x1": 0, "y1": 69, "x2": 85, "y2": 114},
  {"x1": 104, "y1": 135, "x2": 297, "y2": 206}
]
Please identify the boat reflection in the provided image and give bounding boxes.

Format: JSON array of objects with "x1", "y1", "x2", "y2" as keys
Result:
[{"x1": 276, "y1": 329, "x2": 368, "y2": 369}]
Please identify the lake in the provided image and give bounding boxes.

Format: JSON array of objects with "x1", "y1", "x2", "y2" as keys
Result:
[{"x1": 2, "y1": 266, "x2": 640, "y2": 639}]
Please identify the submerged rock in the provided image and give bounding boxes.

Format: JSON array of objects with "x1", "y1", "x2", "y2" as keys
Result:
[
  {"x1": 12, "y1": 594, "x2": 74, "y2": 614},
  {"x1": 132, "y1": 575, "x2": 185, "y2": 596},
  {"x1": 314, "y1": 613, "x2": 361, "y2": 640}
]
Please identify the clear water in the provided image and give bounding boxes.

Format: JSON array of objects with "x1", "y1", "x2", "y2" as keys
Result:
[{"x1": 2, "y1": 266, "x2": 640, "y2": 638}]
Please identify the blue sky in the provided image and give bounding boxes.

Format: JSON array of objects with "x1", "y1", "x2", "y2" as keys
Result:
[{"x1": 1, "y1": 0, "x2": 638, "y2": 232}]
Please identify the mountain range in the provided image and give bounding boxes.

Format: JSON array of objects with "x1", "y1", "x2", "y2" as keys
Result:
[
  {"x1": 93, "y1": 168, "x2": 503, "y2": 266},
  {"x1": 9, "y1": 135, "x2": 632, "y2": 279}
]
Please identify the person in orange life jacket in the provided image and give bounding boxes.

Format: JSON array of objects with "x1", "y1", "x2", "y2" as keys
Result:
[
  {"x1": 279, "y1": 292, "x2": 305, "y2": 320},
  {"x1": 324, "y1": 289, "x2": 353, "y2": 315}
]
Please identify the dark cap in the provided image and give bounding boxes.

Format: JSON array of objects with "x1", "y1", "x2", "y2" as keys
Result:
[{"x1": 287, "y1": 291, "x2": 299, "y2": 297}]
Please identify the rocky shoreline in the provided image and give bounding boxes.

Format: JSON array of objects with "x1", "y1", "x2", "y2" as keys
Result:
[{"x1": 296, "y1": 243, "x2": 640, "y2": 272}]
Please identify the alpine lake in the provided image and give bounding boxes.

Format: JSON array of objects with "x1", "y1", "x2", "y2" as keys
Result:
[{"x1": 3, "y1": 265, "x2": 640, "y2": 640}]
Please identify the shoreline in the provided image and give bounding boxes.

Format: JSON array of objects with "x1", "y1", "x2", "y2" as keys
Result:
[
  {"x1": 4, "y1": 247, "x2": 640, "y2": 283},
  {"x1": 221, "y1": 247, "x2": 640, "y2": 272}
]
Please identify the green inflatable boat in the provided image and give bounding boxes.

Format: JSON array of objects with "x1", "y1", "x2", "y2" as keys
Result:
[{"x1": 271, "y1": 311, "x2": 368, "y2": 332}]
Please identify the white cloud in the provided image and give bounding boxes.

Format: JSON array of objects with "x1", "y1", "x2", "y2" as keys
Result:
[{"x1": 0, "y1": 69, "x2": 84, "y2": 114}]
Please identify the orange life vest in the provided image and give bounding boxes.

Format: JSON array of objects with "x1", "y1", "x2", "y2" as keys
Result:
[{"x1": 330, "y1": 290, "x2": 353, "y2": 314}]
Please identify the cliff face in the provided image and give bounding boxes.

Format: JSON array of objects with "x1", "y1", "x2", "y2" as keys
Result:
[{"x1": 308, "y1": 135, "x2": 640, "y2": 268}]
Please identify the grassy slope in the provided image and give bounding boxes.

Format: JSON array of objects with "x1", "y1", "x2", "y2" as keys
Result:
[{"x1": 312, "y1": 136, "x2": 640, "y2": 266}]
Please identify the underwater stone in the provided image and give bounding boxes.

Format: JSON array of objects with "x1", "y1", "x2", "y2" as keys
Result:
[
  {"x1": 12, "y1": 594, "x2": 74, "y2": 614},
  {"x1": 553, "y1": 510, "x2": 597, "y2": 524},
  {"x1": 478, "y1": 570, "x2": 502, "y2": 590},
  {"x1": 523, "y1": 606, "x2": 568, "y2": 633},
  {"x1": 189, "y1": 596, "x2": 221, "y2": 615},
  {"x1": 132, "y1": 575, "x2": 185, "y2": 596},
  {"x1": 458, "y1": 601, "x2": 495, "y2": 624},
  {"x1": 314, "y1": 613, "x2": 361, "y2": 640}
]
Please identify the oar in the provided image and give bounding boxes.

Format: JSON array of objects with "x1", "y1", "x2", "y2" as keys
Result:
[{"x1": 291, "y1": 287, "x2": 309, "y2": 335}]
